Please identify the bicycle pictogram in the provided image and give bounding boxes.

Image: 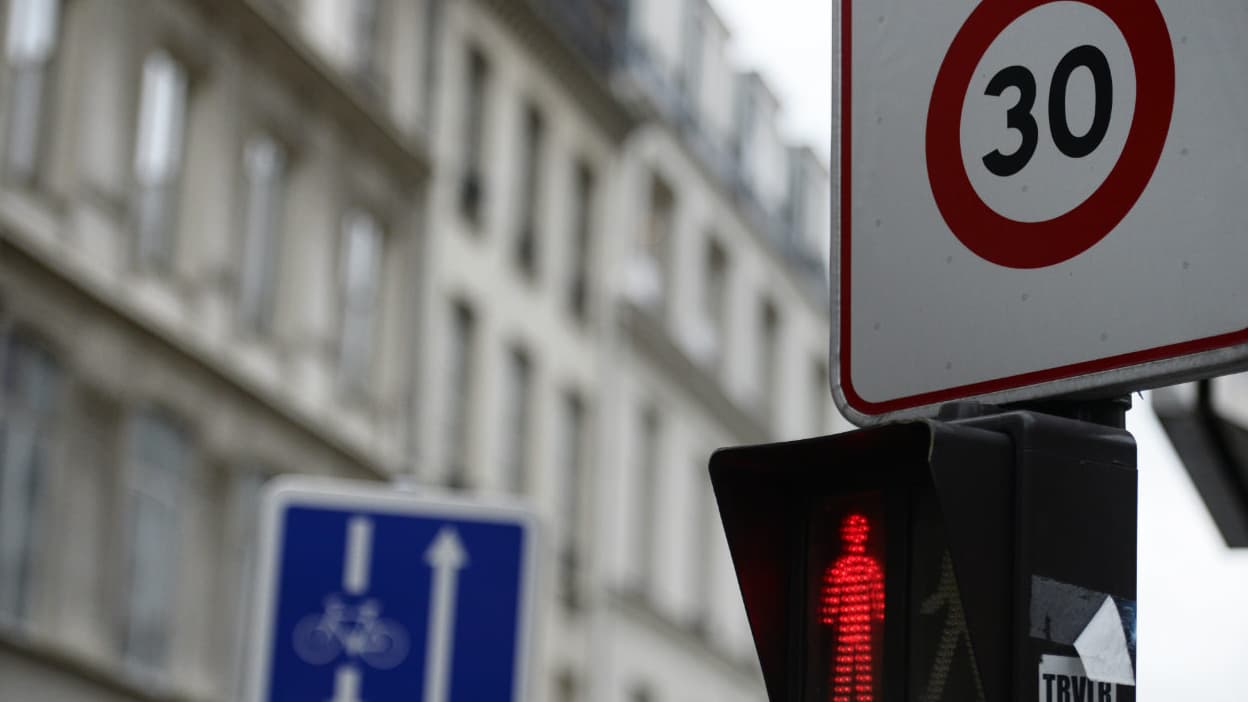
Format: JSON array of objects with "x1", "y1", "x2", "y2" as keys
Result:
[{"x1": 292, "y1": 595, "x2": 410, "y2": 670}]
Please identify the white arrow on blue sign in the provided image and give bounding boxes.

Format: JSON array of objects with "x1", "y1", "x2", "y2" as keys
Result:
[{"x1": 244, "y1": 477, "x2": 540, "y2": 702}]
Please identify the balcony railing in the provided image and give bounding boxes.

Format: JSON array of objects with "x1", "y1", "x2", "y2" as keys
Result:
[{"x1": 529, "y1": 0, "x2": 629, "y2": 71}]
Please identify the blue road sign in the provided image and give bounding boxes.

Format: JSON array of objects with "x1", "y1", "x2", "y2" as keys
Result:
[{"x1": 245, "y1": 477, "x2": 539, "y2": 702}]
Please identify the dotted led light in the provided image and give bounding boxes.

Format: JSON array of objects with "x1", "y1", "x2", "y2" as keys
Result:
[{"x1": 820, "y1": 513, "x2": 885, "y2": 702}]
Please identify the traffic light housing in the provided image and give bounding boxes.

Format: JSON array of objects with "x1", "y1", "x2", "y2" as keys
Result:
[{"x1": 710, "y1": 410, "x2": 1136, "y2": 702}]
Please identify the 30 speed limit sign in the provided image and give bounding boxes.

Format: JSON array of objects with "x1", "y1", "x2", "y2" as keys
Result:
[{"x1": 835, "y1": 0, "x2": 1248, "y2": 425}]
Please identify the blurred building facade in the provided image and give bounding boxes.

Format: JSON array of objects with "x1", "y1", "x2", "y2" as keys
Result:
[{"x1": 0, "y1": 0, "x2": 842, "y2": 700}]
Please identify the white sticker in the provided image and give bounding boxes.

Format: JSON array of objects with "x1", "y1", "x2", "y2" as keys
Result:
[
  {"x1": 1074, "y1": 596, "x2": 1136, "y2": 686},
  {"x1": 1039, "y1": 654, "x2": 1116, "y2": 702}
]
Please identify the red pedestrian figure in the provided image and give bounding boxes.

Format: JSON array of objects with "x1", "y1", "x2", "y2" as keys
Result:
[{"x1": 820, "y1": 513, "x2": 885, "y2": 702}]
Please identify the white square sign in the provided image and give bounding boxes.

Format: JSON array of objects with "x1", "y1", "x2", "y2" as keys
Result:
[{"x1": 835, "y1": 0, "x2": 1248, "y2": 424}]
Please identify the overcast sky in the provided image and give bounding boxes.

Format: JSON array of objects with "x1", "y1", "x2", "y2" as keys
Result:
[
  {"x1": 1132, "y1": 404, "x2": 1248, "y2": 700},
  {"x1": 709, "y1": 2, "x2": 1248, "y2": 697},
  {"x1": 713, "y1": 0, "x2": 833, "y2": 165}
]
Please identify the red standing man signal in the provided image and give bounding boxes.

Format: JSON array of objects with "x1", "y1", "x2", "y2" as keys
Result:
[{"x1": 820, "y1": 513, "x2": 885, "y2": 702}]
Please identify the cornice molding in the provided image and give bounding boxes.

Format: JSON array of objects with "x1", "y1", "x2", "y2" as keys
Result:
[
  {"x1": 187, "y1": 0, "x2": 431, "y2": 187},
  {"x1": 476, "y1": 0, "x2": 641, "y2": 143},
  {"x1": 619, "y1": 300, "x2": 769, "y2": 445}
]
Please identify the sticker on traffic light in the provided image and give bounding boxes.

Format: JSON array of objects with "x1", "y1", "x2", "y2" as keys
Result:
[{"x1": 1039, "y1": 655, "x2": 1116, "y2": 702}]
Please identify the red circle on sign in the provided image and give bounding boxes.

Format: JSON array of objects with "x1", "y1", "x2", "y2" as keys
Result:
[{"x1": 926, "y1": 0, "x2": 1175, "y2": 269}]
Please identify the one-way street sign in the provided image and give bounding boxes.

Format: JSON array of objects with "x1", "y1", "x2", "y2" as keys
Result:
[{"x1": 245, "y1": 477, "x2": 539, "y2": 702}]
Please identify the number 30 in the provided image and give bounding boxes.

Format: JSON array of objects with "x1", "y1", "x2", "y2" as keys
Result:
[{"x1": 982, "y1": 44, "x2": 1113, "y2": 177}]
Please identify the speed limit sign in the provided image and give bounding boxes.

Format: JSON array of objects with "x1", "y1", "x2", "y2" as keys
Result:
[{"x1": 836, "y1": 0, "x2": 1248, "y2": 424}]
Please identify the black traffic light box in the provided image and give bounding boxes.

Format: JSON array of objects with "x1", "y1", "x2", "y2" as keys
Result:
[{"x1": 709, "y1": 410, "x2": 1136, "y2": 702}]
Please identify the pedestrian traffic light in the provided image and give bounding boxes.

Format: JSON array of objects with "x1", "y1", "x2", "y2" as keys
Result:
[{"x1": 710, "y1": 410, "x2": 1137, "y2": 702}]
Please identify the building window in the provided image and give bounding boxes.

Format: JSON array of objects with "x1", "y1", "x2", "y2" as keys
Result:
[
  {"x1": 568, "y1": 161, "x2": 596, "y2": 322},
  {"x1": 626, "y1": 174, "x2": 674, "y2": 308},
  {"x1": 0, "y1": 332, "x2": 60, "y2": 623},
  {"x1": 704, "y1": 238, "x2": 728, "y2": 334},
  {"x1": 501, "y1": 345, "x2": 532, "y2": 494},
  {"x1": 3, "y1": 0, "x2": 60, "y2": 183},
  {"x1": 785, "y1": 150, "x2": 809, "y2": 245},
  {"x1": 644, "y1": 176, "x2": 673, "y2": 293},
  {"x1": 238, "y1": 135, "x2": 286, "y2": 335},
  {"x1": 732, "y1": 80, "x2": 756, "y2": 171},
  {"x1": 633, "y1": 404, "x2": 660, "y2": 595},
  {"x1": 556, "y1": 669, "x2": 579, "y2": 702},
  {"x1": 459, "y1": 46, "x2": 489, "y2": 224},
  {"x1": 628, "y1": 682, "x2": 654, "y2": 702},
  {"x1": 132, "y1": 49, "x2": 189, "y2": 271},
  {"x1": 689, "y1": 234, "x2": 729, "y2": 367},
  {"x1": 679, "y1": 0, "x2": 704, "y2": 110},
  {"x1": 260, "y1": 0, "x2": 298, "y2": 16},
  {"x1": 759, "y1": 299, "x2": 780, "y2": 422},
  {"x1": 558, "y1": 389, "x2": 587, "y2": 611},
  {"x1": 350, "y1": 0, "x2": 383, "y2": 95},
  {"x1": 690, "y1": 457, "x2": 714, "y2": 633},
  {"x1": 514, "y1": 103, "x2": 544, "y2": 277},
  {"x1": 812, "y1": 358, "x2": 830, "y2": 435},
  {"x1": 121, "y1": 408, "x2": 190, "y2": 673},
  {"x1": 445, "y1": 299, "x2": 476, "y2": 489},
  {"x1": 228, "y1": 468, "x2": 268, "y2": 699},
  {"x1": 337, "y1": 209, "x2": 383, "y2": 393}
]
